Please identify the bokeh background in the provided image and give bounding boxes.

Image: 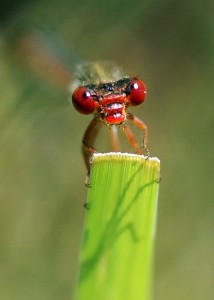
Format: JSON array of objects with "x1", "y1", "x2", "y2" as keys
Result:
[{"x1": 0, "y1": 0, "x2": 213, "y2": 299}]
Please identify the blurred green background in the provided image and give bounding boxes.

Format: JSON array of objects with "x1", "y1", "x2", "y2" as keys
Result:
[{"x1": 0, "y1": 0, "x2": 213, "y2": 299}]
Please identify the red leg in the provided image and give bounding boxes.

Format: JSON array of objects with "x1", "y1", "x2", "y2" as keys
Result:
[
  {"x1": 82, "y1": 116, "x2": 103, "y2": 173},
  {"x1": 110, "y1": 125, "x2": 120, "y2": 152},
  {"x1": 123, "y1": 124, "x2": 142, "y2": 154},
  {"x1": 126, "y1": 113, "x2": 149, "y2": 155}
]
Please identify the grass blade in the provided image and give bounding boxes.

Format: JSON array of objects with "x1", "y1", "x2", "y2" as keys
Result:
[{"x1": 74, "y1": 152, "x2": 160, "y2": 300}]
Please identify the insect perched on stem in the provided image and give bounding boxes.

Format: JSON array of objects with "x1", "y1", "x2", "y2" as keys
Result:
[{"x1": 71, "y1": 62, "x2": 149, "y2": 182}]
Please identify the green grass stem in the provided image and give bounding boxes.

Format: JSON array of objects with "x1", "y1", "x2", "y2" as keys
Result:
[{"x1": 74, "y1": 152, "x2": 160, "y2": 300}]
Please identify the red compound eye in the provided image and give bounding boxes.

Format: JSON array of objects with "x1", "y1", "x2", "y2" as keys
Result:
[
  {"x1": 127, "y1": 79, "x2": 147, "y2": 106},
  {"x1": 72, "y1": 87, "x2": 97, "y2": 114}
]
